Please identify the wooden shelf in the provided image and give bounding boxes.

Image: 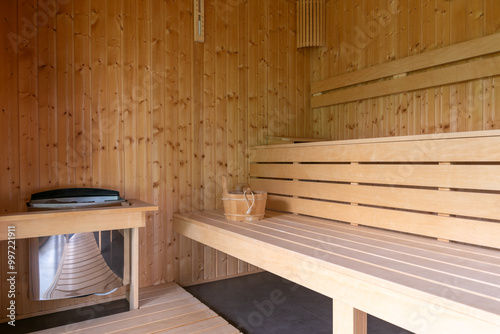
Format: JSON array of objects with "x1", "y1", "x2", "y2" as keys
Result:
[
  {"x1": 0, "y1": 199, "x2": 157, "y2": 311},
  {"x1": 0, "y1": 199, "x2": 157, "y2": 240}
]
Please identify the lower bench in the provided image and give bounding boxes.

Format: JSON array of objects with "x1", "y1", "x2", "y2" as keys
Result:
[
  {"x1": 174, "y1": 210, "x2": 500, "y2": 334},
  {"x1": 33, "y1": 282, "x2": 241, "y2": 334}
]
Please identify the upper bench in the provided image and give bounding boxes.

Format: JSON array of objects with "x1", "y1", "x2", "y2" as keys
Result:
[{"x1": 174, "y1": 130, "x2": 500, "y2": 334}]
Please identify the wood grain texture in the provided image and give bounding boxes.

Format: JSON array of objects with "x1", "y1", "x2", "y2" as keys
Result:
[
  {"x1": 310, "y1": 0, "x2": 500, "y2": 140},
  {"x1": 250, "y1": 131, "x2": 500, "y2": 249},
  {"x1": 0, "y1": 0, "x2": 307, "y2": 320},
  {"x1": 33, "y1": 282, "x2": 241, "y2": 334}
]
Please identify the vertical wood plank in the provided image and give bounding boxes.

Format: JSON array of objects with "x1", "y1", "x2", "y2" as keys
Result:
[
  {"x1": 465, "y1": 0, "x2": 484, "y2": 132},
  {"x1": 74, "y1": 0, "x2": 92, "y2": 187},
  {"x1": 449, "y1": 0, "x2": 467, "y2": 132},
  {"x1": 287, "y1": 0, "x2": 298, "y2": 137},
  {"x1": 435, "y1": 0, "x2": 451, "y2": 133},
  {"x1": 484, "y1": 0, "x2": 500, "y2": 131},
  {"x1": 137, "y1": 0, "x2": 154, "y2": 288},
  {"x1": 247, "y1": 0, "x2": 259, "y2": 147},
  {"x1": 105, "y1": 0, "x2": 123, "y2": 192},
  {"x1": 38, "y1": 0, "x2": 58, "y2": 192},
  {"x1": 257, "y1": 0, "x2": 268, "y2": 146},
  {"x1": 18, "y1": 0, "x2": 40, "y2": 316},
  {"x1": 226, "y1": 0, "x2": 239, "y2": 277},
  {"x1": 165, "y1": 0, "x2": 180, "y2": 284},
  {"x1": 91, "y1": 0, "x2": 106, "y2": 190},
  {"x1": 420, "y1": 0, "x2": 435, "y2": 134},
  {"x1": 152, "y1": 0, "x2": 166, "y2": 286},
  {"x1": 215, "y1": 0, "x2": 228, "y2": 278},
  {"x1": 268, "y1": 0, "x2": 279, "y2": 138},
  {"x1": 56, "y1": 0, "x2": 74, "y2": 187},
  {"x1": 0, "y1": 0, "x2": 20, "y2": 320}
]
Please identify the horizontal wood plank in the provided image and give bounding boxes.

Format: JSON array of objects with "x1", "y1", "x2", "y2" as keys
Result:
[
  {"x1": 251, "y1": 130, "x2": 500, "y2": 162},
  {"x1": 311, "y1": 32, "x2": 500, "y2": 94},
  {"x1": 264, "y1": 196, "x2": 500, "y2": 249},
  {"x1": 250, "y1": 163, "x2": 500, "y2": 191},
  {"x1": 312, "y1": 55, "x2": 500, "y2": 108},
  {"x1": 250, "y1": 179, "x2": 500, "y2": 221},
  {"x1": 0, "y1": 199, "x2": 158, "y2": 240}
]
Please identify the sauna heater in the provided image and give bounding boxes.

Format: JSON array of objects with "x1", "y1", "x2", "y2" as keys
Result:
[{"x1": 28, "y1": 188, "x2": 126, "y2": 301}]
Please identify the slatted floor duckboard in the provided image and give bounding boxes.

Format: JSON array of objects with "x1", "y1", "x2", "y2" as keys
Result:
[{"x1": 33, "y1": 283, "x2": 241, "y2": 334}]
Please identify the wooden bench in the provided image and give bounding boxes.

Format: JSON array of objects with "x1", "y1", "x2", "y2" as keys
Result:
[{"x1": 174, "y1": 130, "x2": 500, "y2": 334}]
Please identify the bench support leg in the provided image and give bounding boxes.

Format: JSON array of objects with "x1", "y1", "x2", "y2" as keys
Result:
[{"x1": 332, "y1": 299, "x2": 367, "y2": 334}]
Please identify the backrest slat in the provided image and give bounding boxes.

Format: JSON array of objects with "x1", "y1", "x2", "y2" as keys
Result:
[
  {"x1": 251, "y1": 132, "x2": 500, "y2": 163},
  {"x1": 249, "y1": 131, "x2": 500, "y2": 249}
]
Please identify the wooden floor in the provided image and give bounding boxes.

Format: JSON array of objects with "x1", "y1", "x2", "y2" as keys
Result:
[{"x1": 33, "y1": 283, "x2": 242, "y2": 334}]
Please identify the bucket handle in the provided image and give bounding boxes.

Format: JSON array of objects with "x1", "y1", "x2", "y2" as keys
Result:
[{"x1": 243, "y1": 188, "x2": 255, "y2": 214}]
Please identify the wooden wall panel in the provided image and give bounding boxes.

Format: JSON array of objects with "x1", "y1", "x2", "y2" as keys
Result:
[
  {"x1": 311, "y1": 0, "x2": 500, "y2": 140},
  {"x1": 0, "y1": 0, "x2": 307, "y2": 321}
]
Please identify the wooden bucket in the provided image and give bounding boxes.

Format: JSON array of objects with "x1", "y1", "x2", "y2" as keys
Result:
[{"x1": 221, "y1": 176, "x2": 267, "y2": 221}]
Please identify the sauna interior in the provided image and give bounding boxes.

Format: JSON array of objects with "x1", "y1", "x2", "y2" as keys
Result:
[{"x1": 1, "y1": 0, "x2": 500, "y2": 329}]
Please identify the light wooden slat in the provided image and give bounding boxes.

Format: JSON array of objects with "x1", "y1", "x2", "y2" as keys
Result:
[
  {"x1": 250, "y1": 130, "x2": 500, "y2": 162},
  {"x1": 311, "y1": 32, "x2": 500, "y2": 94},
  {"x1": 74, "y1": 0, "x2": 92, "y2": 187},
  {"x1": 158, "y1": 317, "x2": 229, "y2": 334},
  {"x1": 56, "y1": 0, "x2": 74, "y2": 186},
  {"x1": 200, "y1": 0, "x2": 217, "y2": 268},
  {"x1": 250, "y1": 178, "x2": 500, "y2": 221},
  {"x1": 263, "y1": 212, "x2": 500, "y2": 265},
  {"x1": 264, "y1": 195, "x2": 500, "y2": 249},
  {"x1": 250, "y1": 163, "x2": 500, "y2": 191},
  {"x1": 152, "y1": 0, "x2": 167, "y2": 286},
  {"x1": 195, "y1": 210, "x2": 500, "y2": 293},
  {"x1": 173, "y1": 212, "x2": 500, "y2": 333},
  {"x1": 115, "y1": 310, "x2": 219, "y2": 334},
  {"x1": 239, "y1": 218, "x2": 500, "y2": 287},
  {"x1": 78, "y1": 304, "x2": 213, "y2": 334},
  {"x1": 34, "y1": 282, "x2": 240, "y2": 334},
  {"x1": 89, "y1": 0, "x2": 104, "y2": 191},
  {"x1": 0, "y1": 200, "x2": 156, "y2": 240},
  {"x1": 312, "y1": 54, "x2": 500, "y2": 108},
  {"x1": 35, "y1": 293, "x2": 199, "y2": 333},
  {"x1": 195, "y1": 323, "x2": 242, "y2": 334}
]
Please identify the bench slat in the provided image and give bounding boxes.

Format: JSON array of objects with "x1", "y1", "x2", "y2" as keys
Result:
[
  {"x1": 250, "y1": 163, "x2": 500, "y2": 191},
  {"x1": 266, "y1": 212, "x2": 500, "y2": 264},
  {"x1": 265, "y1": 195, "x2": 500, "y2": 249},
  {"x1": 250, "y1": 132, "x2": 500, "y2": 163},
  {"x1": 251, "y1": 179, "x2": 500, "y2": 221},
  {"x1": 247, "y1": 218, "x2": 500, "y2": 289}
]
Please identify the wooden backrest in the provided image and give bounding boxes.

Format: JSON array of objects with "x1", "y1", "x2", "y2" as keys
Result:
[
  {"x1": 311, "y1": 33, "x2": 500, "y2": 108},
  {"x1": 249, "y1": 130, "x2": 500, "y2": 249}
]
